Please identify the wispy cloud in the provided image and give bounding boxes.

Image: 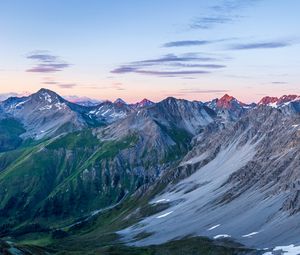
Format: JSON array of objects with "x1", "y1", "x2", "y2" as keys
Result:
[
  {"x1": 163, "y1": 40, "x2": 216, "y2": 47},
  {"x1": 179, "y1": 88, "x2": 230, "y2": 94},
  {"x1": 27, "y1": 54, "x2": 58, "y2": 63},
  {"x1": 26, "y1": 51, "x2": 70, "y2": 73},
  {"x1": 229, "y1": 41, "x2": 290, "y2": 50},
  {"x1": 132, "y1": 53, "x2": 219, "y2": 64},
  {"x1": 41, "y1": 77, "x2": 77, "y2": 89},
  {"x1": 43, "y1": 81, "x2": 58, "y2": 85},
  {"x1": 271, "y1": 81, "x2": 288, "y2": 84},
  {"x1": 191, "y1": 16, "x2": 234, "y2": 29},
  {"x1": 162, "y1": 38, "x2": 234, "y2": 48},
  {"x1": 190, "y1": 0, "x2": 261, "y2": 30},
  {"x1": 111, "y1": 53, "x2": 226, "y2": 77},
  {"x1": 171, "y1": 63, "x2": 226, "y2": 69},
  {"x1": 112, "y1": 82, "x2": 125, "y2": 90},
  {"x1": 58, "y1": 83, "x2": 77, "y2": 89},
  {"x1": 164, "y1": 88, "x2": 230, "y2": 98},
  {"x1": 136, "y1": 70, "x2": 210, "y2": 76}
]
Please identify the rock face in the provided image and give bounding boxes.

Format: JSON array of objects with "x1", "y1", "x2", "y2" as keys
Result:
[
  {"x1": 119, "y1": 103, "x2": 300, "y2": 249},
  {"x1": 0, "y1": 88, "x2": 87, "y2": 139},
  {"x1": 0, "y1": 89, "x2": 134, "y2": 140},
  {"x1": 1, "y1": 88, "x2": 300, "y2": 252},
  {"x1": 205, "y1": 94, "x2": 255, "y2": 122},
  {"x1": 131, "y1": 98, "x2": 154, "y2": 109},
  {"x1": 0, "y1": 92, "x2": 216, "y2": 230},
  {"x1": 259, "y1": 94, "x2": 300, "y2": 108}
]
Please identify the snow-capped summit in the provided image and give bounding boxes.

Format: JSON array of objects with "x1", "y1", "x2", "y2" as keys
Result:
[
  {"x1": 114, "y1": 98, "x2": 127, "y2": 106},
  {"x1": 0, "y1": 88, "x2": 86, "y2": 139},
  {"x1": 259, "y1": 95, "x2": 300, "y2": 108},
  {"x1": 205, "y1": 94, "x2": 254, "y2": 122},
  {"x1": 258, "y1": 96, "x2": 279, "y2": 106},
  {"x1": 277, "y1": 95, "x2": 299, "y2": 105},
  {"x1": 133, "y1": 98, "x2": 154, "y2": 108}
]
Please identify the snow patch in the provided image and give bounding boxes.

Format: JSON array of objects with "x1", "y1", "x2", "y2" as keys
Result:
[
  {"x1": 242, "y1": 232, "x2": 259, "y2": 238},
  {"x1": 39, "y1": 105, "x2": 52, "y2": 111},
  {"x1": 156, "y1": 211, "x2": 173, "y2": 219},
  {"x1": 213, "y1": 234, "x2": 231, "y2": 239},
  {"x1": 264, "y1": 245, "x2": 300, "y2": 255},
  {"x1": 154, "y1": 199, "x2": 170, "y2": 204},
  {"x1": 207, "y1": 224, "x2": 220, "y2": 231}
]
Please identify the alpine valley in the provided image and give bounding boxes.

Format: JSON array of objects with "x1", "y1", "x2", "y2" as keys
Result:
[{"x1": 1, "y1": 88, "x2": 300, "y2": 255}]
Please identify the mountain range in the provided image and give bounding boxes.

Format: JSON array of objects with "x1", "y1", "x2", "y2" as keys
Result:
[{"x1": 0, "y1": 88, "x2": 300, "y2": 255}]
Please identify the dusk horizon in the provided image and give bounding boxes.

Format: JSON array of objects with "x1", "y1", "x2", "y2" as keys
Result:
[
  {"x1": 1, "y1": 1, "x2": 300, "y2": 255},
  {"x1": 1, "y1": 0, "x2": 299, "y2": 103}
]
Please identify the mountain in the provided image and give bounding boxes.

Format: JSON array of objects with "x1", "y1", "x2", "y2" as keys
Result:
[
  {"x1": 118, "y1": 103, "x2": 300, "y2": 251},
  {"x1": 0, "y1": 89, "x2": 134, "y2": 142},
  {"x1": 63, "y1": 95, "x2": 102, "y2": 106},
  {"x1": 86, "y1": 100, "x2": 133, "y2": 124},
  {"x1": 205, "y1": 94, "x2": 255, "y2": 122},
  {"x1": 0, "y1": 88, "x2": 87, "y2": 140},
  {"x1": 1, "y1": 89, "x2": 300, "y2": 254},
  {"x1": 132, "y1": 98, "x2": 154, "y2": 108},
  {"x1": 114, "y1": 98, "x2": 127, "y2": 106},
  {"x1": 0, "y1": 95, "x2": 216, "y2": 230},
  {"x1": 259, "y1": 94, "x2": 300, "y2": 114}
]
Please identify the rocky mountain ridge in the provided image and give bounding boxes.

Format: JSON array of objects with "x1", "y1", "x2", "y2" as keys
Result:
[{"x1": 0, "y1": 88, "x2": 300, "y2": 254}]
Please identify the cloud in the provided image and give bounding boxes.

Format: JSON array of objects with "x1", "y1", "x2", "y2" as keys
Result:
[
  {"x1": 271, "y1": 81, "x2": 288, "y2": 84},
  {"x1": 190, "y1": 0, "x2": 261, "y2": 30},
  {"x1": 163, "y1": 40, "x2": 216, "y2": 47},
  {"x1": 135, "y1": 70, "x2": 210, "y2": 76},
  {"x1": 229, "y1": 41, "x2": 290, "y2": 50},
  {"x1": 162, "y1": 38, "x2": 235, "y2": 48},
  {"x1": 43, "y1": 81, "x2": 58, "y2": 85},
  {"x1": 27, "y1": 54, "x2": 58, "y2": 62},
  {"x1": 111, "y1": 53, "x2": 226, "y2": 77},
  {"x1": 112, "y1": 82, "x2": 125, "y2": 90},
  {"x1": 171, "y1": 63, "x2": 226, "y2": 69},
  {"x1": 26, "y1": 51, "x2": 70, "y2": 73},
  {"x1": 191, "y1": 16, "x2": 234, "y2": 29},
  {"x1": 27, "y1": 63, "x2": 70, "y2": 73},
  {"x1": 179, "y1": 88, "x2": 230, "y2": 94},
  {"x1": 111, "y1": 66, "x2": 138, "y2": 74},
  {"x1": 163, "y1": 88, "x2": 230, "y2": 98},
  {"x1": 111, "y1": 67, "x2": 210, "y2": 76},
  {"x1": 132, "y1": 53, "x2": 219, "y2": 64},
  {"x1": 57, "y1": 83, "x2": 77, "y2": 89},
  {"x1": 41, "y1": 78, "x2": 77, "y2": 89}
]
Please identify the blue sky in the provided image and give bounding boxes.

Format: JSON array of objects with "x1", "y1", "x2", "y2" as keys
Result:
[{"x1": 0, "y1": 0, "x2": 299, "y2": 102}]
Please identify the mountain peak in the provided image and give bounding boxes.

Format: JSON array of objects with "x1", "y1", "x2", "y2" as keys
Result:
[
  {"x1": 136, "y1": 98, "x2": 154, "y2": 108},
  {"x1": 277, "y1": 94, "x2": 299, "y2": 104},
  {"x1": 32, "y1": 88, "x2": 64, "y2": 105},
  {"x1": 221, "y1": 94, "x2": 234, "y2": 101},
  {"x1": 114, "y1": 98, "x2": 127, "y2": 105},
  {"x1": 140, "y1": 98, "x2": 152, "y2": 104},
  {"x1": 258, "y1": 96, "x2": 278, "y2": 106},
  {"x1": 216, "y1": 94, "x2": 238, "y2": 109},
  {"x1": 258, "y1": 95, "x2": 300, "y2": 107},
  {"x1": 37, "y1": 88, "x2": 56, "y2": 95}
]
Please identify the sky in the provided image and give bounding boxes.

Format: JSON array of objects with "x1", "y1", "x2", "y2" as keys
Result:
[{"x1": 0, "y1": 0, "x2": 299, "y2": 103}]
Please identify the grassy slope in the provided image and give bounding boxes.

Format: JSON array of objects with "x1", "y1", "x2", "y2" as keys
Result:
[
  {"x1": 13, "y1": 180, "x2": 257, "y2": 255},
  {"x1": 0, "y1": 124, "x2": 259, "y2": 254},
  {"x1": 12, "y1": 193, "x2": 257, "y2": 254},
  {"x1": 0, "y1": 129, "x2": 150, "y2": 234},
  {"x1": 0, "y1": 118, "x2": 25, "y2": 152}
]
